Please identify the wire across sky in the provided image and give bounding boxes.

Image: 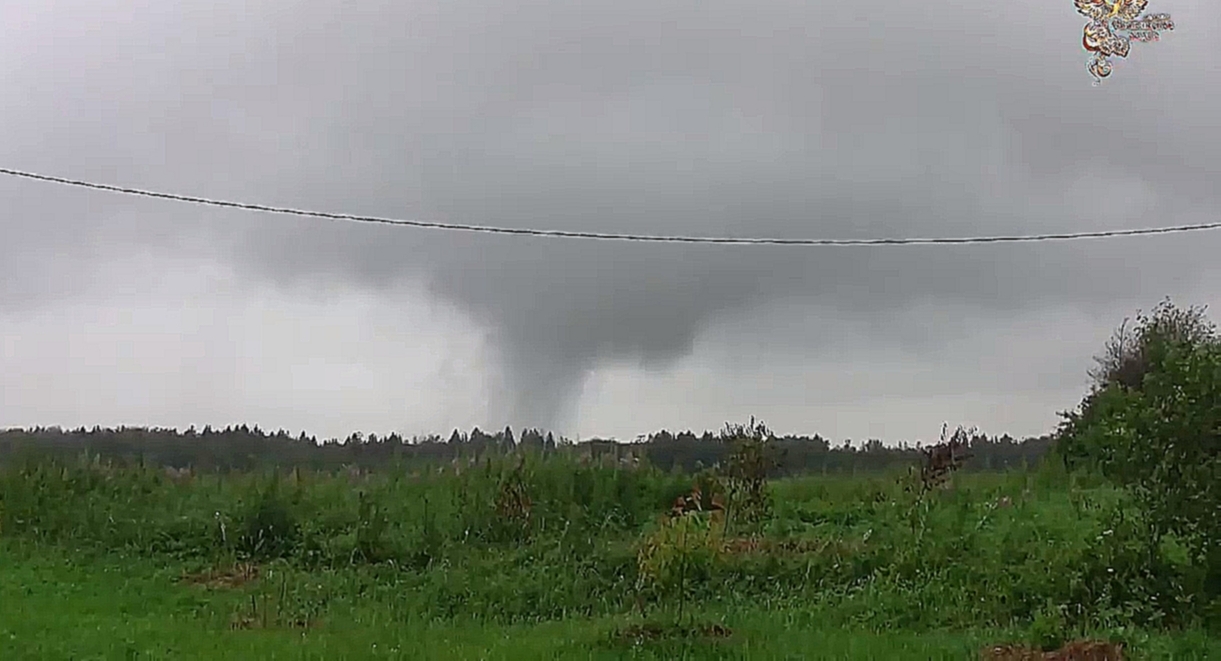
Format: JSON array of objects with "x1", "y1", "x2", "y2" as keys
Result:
[{"x1": 4, "y1": 166, "x2": 1221, "y2": 247}]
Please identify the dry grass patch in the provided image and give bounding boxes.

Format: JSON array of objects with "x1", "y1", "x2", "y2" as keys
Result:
[
  {"x1": 182, "y1": 562, "x2": 260, "y2": 590},
  {"x1": 981, "y1": 639, "x2": 1124, "y2": 661}
]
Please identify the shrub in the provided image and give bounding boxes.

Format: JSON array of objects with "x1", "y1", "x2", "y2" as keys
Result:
[
  {"x1": 1057, "y1": 298, "x2": 1221, "y2": 600},
  {"x1": 1057, "y1": 503, "x2": 1192, "y2": 630},
  {"x1": 719, "y1": 417, "x2": 779, "y2": 530},
  {"x1": 1086, "y1": 298, "x2": 1217, "y2": 393},
  {"x1": 636, "y1": 508, "x2": 726, "y2": 617},
  {"x1": 237, "y1": 479, "x2": 300, "y2": 561},
  {"x1": 354, "y1": 490, "x2": 390, "y2": 563}
]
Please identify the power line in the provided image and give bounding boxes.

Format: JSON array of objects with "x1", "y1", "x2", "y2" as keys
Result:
[{"x1": 4, "y1": 166, "x2": 1220, "y2": 246}]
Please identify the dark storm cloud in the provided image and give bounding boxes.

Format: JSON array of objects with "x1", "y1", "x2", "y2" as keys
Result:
[{"x1": 2, "y1": 0, "x2": 1218, "y2": 432}]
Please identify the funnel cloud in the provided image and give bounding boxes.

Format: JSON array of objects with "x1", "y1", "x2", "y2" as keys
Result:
[{"x1": 2, "y1": 0, "x2": 1221, "y2": 438}]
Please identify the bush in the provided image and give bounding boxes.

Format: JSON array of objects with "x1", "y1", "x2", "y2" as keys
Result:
[
  {"x1": 1058, "y1": 503, "x2": 1192, "y2": 630},
  {"x1": 635, "y1": 509, "x2": 726, "y2": 615},
  {"x1": 1057, "y1": 298, "x2": 1221, "y2": 600},
  {"x1": 720, "y1": 417, "x2": 779, "y2": 530},
  {"x1": 1085, "y1": 297, "x2": 1217, "y2": 393},
  {"x1": 237, "y1": 479, "x2": 300, "y2": 561}
]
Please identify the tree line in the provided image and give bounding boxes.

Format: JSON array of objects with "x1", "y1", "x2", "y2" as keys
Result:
[{"x1": 0, "y1": 422, "x2": 1053, "y2": 475}]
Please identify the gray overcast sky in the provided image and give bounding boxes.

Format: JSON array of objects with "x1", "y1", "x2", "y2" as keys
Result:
[{"x1": 2, "y1": 0, "x2": 1218, "y2": 443}]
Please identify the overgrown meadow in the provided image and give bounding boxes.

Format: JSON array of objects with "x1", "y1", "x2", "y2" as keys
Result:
[{"x1": 0, "y1": 435, "x2": 1217, "y2": 659}]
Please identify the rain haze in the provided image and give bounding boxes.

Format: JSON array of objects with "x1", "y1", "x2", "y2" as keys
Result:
[{"x1": 2, "y1": 0, "x2": 1218, "y2": 443}]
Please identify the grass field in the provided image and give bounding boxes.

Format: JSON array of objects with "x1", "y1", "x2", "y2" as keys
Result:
[{"x1": 0, "y1": 452, "x2": 1218, "y2": 659}]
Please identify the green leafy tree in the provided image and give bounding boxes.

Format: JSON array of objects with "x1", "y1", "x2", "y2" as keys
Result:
[{"x1": 1057, "y1": 298, "x2": 1221, "y2": 597}]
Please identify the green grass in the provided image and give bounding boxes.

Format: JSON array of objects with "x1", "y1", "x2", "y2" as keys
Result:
[
  {"x1": 0, "y1": 454, "x2": 1218, "y2": 658},
  {"x1": 1, "y1": 540, "x2": 1217, "y2": 660}
]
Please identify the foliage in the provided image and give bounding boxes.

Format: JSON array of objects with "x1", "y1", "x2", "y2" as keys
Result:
[
  {"x1": 354, "y1": 490, "x2": 390, "y2": 563},
  {"x1": 718, "y1": 417, "x2": 779, "y2": 529},
  {"x1": 0, "y1": 423, "x2": 1056, "y2": 477},
  {"x1": 1059, "y1": 502, "x2": 1193, "y2": 631},
  {"x1": 490, "y1": 458, "x2": 533, "y2": 543},
  {"x1": 918, "y1": 423, "x2": 976, "y2": 493},
  {"x1": 237, "y1": 478, "x2": 300, "y2": 562},
  {"x1": 1058, "y1": 298, "x2": 1221, "y2": 596},
  {"x1": 1, "y1": 445, "x2": 1219, "y2": 642},
  {"x1": 635, "y1": 506, "x2": 726, "y2": 618},
  {"x1": 1086, "y1": 297, "x2": 1218, "y2": 393}
]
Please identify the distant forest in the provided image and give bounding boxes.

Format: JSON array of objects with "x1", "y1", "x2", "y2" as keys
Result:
[{"x1": 0, "y1": 424, "x2": 1055, "y2": 476}]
